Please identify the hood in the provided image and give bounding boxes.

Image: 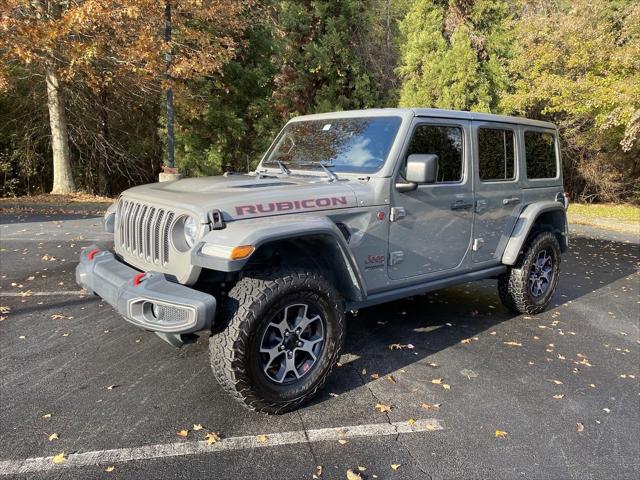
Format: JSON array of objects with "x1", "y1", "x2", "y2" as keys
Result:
[{"x1": 122, "y1": 174, "x2": 359, "y2": 221}]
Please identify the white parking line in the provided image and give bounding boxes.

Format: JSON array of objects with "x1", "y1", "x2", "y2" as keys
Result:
[
  {"x1": 0, "y1": 290, "x2": 85, "y2": 297},
  {"x1": 0, "y1": 419, "x2": 443, "y2": 475}
]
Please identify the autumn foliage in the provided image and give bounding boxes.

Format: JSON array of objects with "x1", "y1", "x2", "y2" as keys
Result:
[
  {"x1": 0, "y1": 0, "x2": 638, "y2": 202},
  {"x1": 0, "y1": 0, "x2": 249, "y2": 89}
]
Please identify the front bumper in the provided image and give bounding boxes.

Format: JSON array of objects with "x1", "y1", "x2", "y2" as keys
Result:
[{"x1": 75, "y1": 245, "x2": 216, "y2": 338}]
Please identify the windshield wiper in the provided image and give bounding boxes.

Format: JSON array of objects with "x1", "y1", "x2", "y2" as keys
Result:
[
  {"x1": 318, "y1": 160, "x2": 338, "y2": 182},
  {"x1": 275, "y1": 160, "x2": 291, "y2": 176},
  {"x1": 295, "y1": 160, "x2": 338, "y2": 182}
]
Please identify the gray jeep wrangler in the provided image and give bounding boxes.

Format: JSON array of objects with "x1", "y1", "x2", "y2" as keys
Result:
[{"x1": 76, "y1": 108, "x2": 569, "y2": 413}]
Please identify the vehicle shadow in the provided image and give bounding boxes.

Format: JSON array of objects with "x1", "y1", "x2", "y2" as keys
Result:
[{"x1": 313, "y1": 233, "x2": 639, "y2": 403}]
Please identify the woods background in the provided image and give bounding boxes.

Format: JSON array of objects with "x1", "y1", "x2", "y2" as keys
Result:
[{"x1": 1, "y1": 0, "x2": 638, "y2": 203}]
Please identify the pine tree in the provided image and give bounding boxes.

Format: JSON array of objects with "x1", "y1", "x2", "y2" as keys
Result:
[
  {"x1": 272, "y1": 0, "x2": 391, "y2": 117},
  {"x1": 396, "y1": 0, "x2": 511, "y2": 112}
]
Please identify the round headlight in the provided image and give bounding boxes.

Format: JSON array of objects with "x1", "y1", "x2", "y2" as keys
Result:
[{"x1": 183, "y1": 216, "x2": 198, "y2": 247}]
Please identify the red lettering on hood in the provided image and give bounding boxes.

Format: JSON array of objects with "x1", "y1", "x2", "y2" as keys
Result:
[{"x1": 235, "y1": 196, "x2": 348, "y2": 216}]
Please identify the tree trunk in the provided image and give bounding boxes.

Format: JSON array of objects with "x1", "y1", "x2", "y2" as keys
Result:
[{"x1": 45, "y1": 67, "x2": 75, "y2": 194}]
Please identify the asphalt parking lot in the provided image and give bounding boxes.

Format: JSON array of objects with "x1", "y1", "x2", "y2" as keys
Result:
[{"x1": 0, "y1": 210, "x2": 638, "y2": 480}]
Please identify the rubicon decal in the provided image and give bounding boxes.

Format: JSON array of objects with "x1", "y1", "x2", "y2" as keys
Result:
[{"x1": 235, "y1": 196, "x2": 348, "y2": 216}]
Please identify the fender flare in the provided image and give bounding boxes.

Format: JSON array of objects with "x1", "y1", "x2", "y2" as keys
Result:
[
  {"x1": 192, "y1": 214, "x2": 366, "y2": 301},
  {"x1": 502, "y1": 201, "x2": 568, "y2": 266}
]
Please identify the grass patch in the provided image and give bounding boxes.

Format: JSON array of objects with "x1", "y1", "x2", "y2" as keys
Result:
[{"x1": 568, "y1": 203, "x2": 639, "y2": 222}]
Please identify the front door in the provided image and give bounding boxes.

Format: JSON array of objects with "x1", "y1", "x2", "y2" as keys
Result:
[
  {"x1": 471, "y1": 121, "x2": 522, "y2": 263},
  {"x1": 388, "y1": 119, "x2": 473, "y2": 280}
]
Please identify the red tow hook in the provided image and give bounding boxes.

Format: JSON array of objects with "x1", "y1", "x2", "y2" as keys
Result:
[
  {"x1": 133, "y1": 273, "x2": 147, "y2": 286},
  {"x1": 87, "y1": 248, "x2": 101, "y2": 260}
]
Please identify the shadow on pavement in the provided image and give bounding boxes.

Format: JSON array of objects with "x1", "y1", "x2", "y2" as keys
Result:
[{"x1": 311, "y1": 233, "x2": 639, "y2": 404}]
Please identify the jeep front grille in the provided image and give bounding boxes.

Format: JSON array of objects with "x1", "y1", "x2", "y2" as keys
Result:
[{"x1": 116, "y1": 199, "x2": 175, "y2": 265}]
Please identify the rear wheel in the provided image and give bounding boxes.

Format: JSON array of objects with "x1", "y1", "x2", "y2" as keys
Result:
[
  {"x1": 210, "y1": 267, "x2": 345, "y2": 413},
  {"x1": 498, "y1": 231, "x2": 561, "y2": 314}
]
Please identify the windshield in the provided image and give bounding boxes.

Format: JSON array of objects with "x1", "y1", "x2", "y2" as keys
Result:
[{"x1": 263, "y1": 116, "x2": 402, "y2": 174}]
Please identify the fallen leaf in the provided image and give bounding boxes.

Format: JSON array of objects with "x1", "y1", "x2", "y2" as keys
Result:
[
  {"x1": 18, "y1": 335, "x2": 26, "y2": 340},
  {"x1": 375, "y1": 403, "x2": 392, "y2": 413},
  {"x1": 550, "y1": 380, "x2": 563, "y2": 385},
  {"x1": 105, "y1": 466, "x2": 115, "y2": 472},
  {"x1": 603, "y1": 408, "x2": 611, "y2": 413},
  {"x1": 106, "y1": 384, "x2": 118, "y2": 390},
  {"x1": 460, "y1": 368, "x2": 478, "y2": 379},
  {"x1": 177, "y1": 429, "x2": 189, "y2": 437},
  {"x1": 460, "y1": 338, "x2": 472, "y2": 344},
  {"x1": 420, "y1": 402, "x2": 441, "y2": 410},
  {"x1": 42, "y1": 413, "x2": 52, "y2": 419},
  {"x1": 442, "y1": 384, "x2": 451, "y2": 390},
  {"x1": 193, "y1": 424, "x2": 203, "y2": 431},
  {"x1": 357, "y1": 466, "x2": 367, "y2": 471},
  {"x1": 48, "y1": 433, "x2": 59, "y2": 441},
  {"x1": 427, "y1": 362, "x2": 439, "y2": 368},
  {"x1": 425, "y1": 422, "x2": 438, "y2": 431},
  {"x1": 256, "y1": 434, "x2": 268, "y2": 443},
  {"x1": 503, "y1": 341, "x2": 522, "y2": 347},
  {"x1": 576, "y1": 422, "x2": 584, "y2": 432},
  {"x1": 553, "y1": 394, "x2": 564, "y2": 399},
  {"x1": 205, "y1": 432, "x2": 220, "y2": 445},
  {"x1": 370, "y1": 373, "x2": 380, "y2": 380},
  {"x1": 346, "y1": 469, "x2": 362, "y2": 480},
  {"x1": 385, "y1": 375, "x2": 396, "y2": 384},
  {"x1": 338, "y1": 439, "x2": 348, "y2": 445},
  {"x1": 50, "y1": 314, "x2": 67, "y2": 320},
  {"x1": 431, "y1": 378, "x2": 443, "y2": 384},
  {"x1": 391, "y1": 464, "x2": 401, "y2": 470},
  {"x1": 407, "y1": 418, "x2": 416, "y2": 425},
  {"x1": 495, "y1": 430, "x2": 508, "y2": 438},
  {"x1": 52, "y1": 452, "x2": 65, "y2": 464}
]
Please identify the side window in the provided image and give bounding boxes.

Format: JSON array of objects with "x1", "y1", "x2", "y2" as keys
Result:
[
  {"x1": 478, "y1": 128, "x2": 515, "y2": 181},
  {"x1": 406, "y1": 125, "x2": 463, "y2": 183},
  {"x1": 525, "y1": 131, "x2": 557, "y2": 179}
]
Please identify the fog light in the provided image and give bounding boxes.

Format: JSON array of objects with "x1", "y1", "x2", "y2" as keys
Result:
[{"x1": 151, "y1": 303, "x2": 161, "y2": 320}]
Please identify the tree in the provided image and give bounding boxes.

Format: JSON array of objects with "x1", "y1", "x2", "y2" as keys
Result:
[
  {"x1": 0, "y1": 0, "x2": 250, "y2": 193},
  {"x1": 501, "y1": 0, "x2": 640, "y2": 202},
  {"x1": 272, "y1": 0, "x2": 393, "y2": 117},
  {"x1": 174, "y1": 9, "x2": 281, "y2": 175},
  {"x1": 396, "y1": 0, "x2": 512, "y2": 111}
]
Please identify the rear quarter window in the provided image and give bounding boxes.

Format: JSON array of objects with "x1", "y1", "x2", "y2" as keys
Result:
[{"x1": 525, "y1": 131, "x2": 558, "y2": 179}]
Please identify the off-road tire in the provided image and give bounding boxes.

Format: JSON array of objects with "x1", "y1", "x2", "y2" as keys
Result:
[
  {"x1": 210, "y1": 267, "x2": 345, "y2": 414},
  {"x1": 498, "y1": 231, "x2": 561, "y2": 314}
]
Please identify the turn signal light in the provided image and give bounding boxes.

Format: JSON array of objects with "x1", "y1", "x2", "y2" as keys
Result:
[{"x1": 230, "y1": 245, "x2": 254, "y2": 260}]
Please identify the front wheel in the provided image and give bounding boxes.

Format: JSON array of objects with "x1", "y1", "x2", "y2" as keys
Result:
[
  {"x1": 210, "y1": 267, "x2": 345, "y2": 414},
  {"x1": 498, "y1": 231, "x2": 561, "y2": 314}
]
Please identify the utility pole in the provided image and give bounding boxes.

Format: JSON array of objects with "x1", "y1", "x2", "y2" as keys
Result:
[{"x1": 160, "y1": 1, "x2": 181, "y2": 182}]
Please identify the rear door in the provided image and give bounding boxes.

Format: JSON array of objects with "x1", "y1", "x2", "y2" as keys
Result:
[
  {"x1": 387, "y1": 118, "x2": 473, "y2": 280},
  {"x1": 471, "y1": 121, "x2": 522, "y2": 263}
]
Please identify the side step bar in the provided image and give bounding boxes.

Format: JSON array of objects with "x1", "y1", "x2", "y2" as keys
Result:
[{"x1": 349, "y1": 265, "x2": 507, "y2": 310}]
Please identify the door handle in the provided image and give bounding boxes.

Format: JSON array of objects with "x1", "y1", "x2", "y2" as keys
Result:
[
  {"x1": 450, "y1": 200, "x2": 473, "y2": 210},
  {"x1": 502, "y1": 197, "x2": 521, "y2": 205}
]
